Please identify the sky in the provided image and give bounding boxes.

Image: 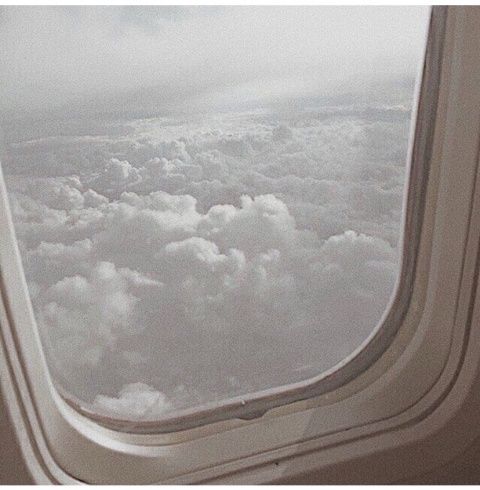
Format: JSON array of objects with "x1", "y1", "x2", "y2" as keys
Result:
[{"x1": 0, "y1": 6, "x2": 429, "y2": 117}]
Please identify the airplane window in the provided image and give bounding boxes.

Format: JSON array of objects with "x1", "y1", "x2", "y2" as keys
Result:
[{"x1": 0, "y1": 6, "x2": 429, "y2": 426}]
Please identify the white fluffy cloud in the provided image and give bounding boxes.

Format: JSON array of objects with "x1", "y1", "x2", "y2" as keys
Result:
[
  {"x1": 39, "y1": 261, "x2": 160, "y2": 368},
  {"x1": 3, "y1": 105, "x2": 409, "y2": 415},
  {"x1": 93, "y1": 383, "x2": 171, "y2": 419}
]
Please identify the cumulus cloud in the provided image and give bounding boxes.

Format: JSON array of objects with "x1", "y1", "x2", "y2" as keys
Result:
[
  {"x1": 93, "y1": 383, "x2": 171, "y2": 419},
  {"x1": 95, "y1": 158, "x2": 142, "y2": 192},
  {"x1": 40, "y1": 262, "x2": 141, "y2": 366},
  {"x1": 1, "y1": 104, "x2": 413, "y2": 411}
]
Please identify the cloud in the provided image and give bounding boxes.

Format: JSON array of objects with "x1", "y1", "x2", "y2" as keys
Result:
[
  {"x1": 4, "y1": 103, "x2": 408, "y2": 412},
  {"x1": 24, "y1": 177, "x2": 85, "y2": 210},
  {"x1": 38, "y1": 262, "x2": 162, "y2": 377},
  {"x1": 93, "y1": 383, "x2": 171, "y2": 419},
  {"x1": 95, "y1": 158, "x2": 142, "y2": 192},
  {"x1": 83, "y1": 189, "x2": 109, "y2": 208},
  {"x1": 164, "y1": 236, "x2": 232, "y2": 269}
]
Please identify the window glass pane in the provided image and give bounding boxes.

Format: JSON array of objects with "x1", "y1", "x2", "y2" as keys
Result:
[{"x1": 0, "y1": 6, "x2": 429, "y2": 422}]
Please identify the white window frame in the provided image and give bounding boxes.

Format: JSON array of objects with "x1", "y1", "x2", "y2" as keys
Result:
[{"x1": 2, "y1": 5, "x2": 480, "y2": 484}]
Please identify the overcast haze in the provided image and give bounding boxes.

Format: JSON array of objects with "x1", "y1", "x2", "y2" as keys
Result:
[
  {"x1": 1, "y1": 6, "x2": 428, "y2": 116},
  {"x1": 0, "y1": 6, "x2": 429, "y2": 422}
]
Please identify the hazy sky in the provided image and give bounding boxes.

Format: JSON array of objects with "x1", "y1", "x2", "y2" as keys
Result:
[{"x1": 0, "y1": 6, "x2": 429, "y2": 117}]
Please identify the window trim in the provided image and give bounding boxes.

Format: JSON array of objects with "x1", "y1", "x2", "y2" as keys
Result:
[{"x1": 2, "y1": 5, "x2": 480, "y2": 484}]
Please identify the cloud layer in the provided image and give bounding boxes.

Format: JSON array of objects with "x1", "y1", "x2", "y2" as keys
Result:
[{"x1": 3, "y1": 103, "x2": 411, "y2": 416}]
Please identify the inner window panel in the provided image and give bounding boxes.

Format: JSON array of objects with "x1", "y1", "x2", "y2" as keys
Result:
[{"x1": 0, "y1": 6, "x2": 429, "y2": 422}]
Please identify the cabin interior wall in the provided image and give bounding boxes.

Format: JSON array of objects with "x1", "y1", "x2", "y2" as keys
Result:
[{"x1": 0, "y1": 391, "x2": 34, "y2": 484}]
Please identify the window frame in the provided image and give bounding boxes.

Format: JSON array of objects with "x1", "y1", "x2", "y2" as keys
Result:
[{"x1": 2, "y1": 5, "x2": 480, "y2": 484}]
